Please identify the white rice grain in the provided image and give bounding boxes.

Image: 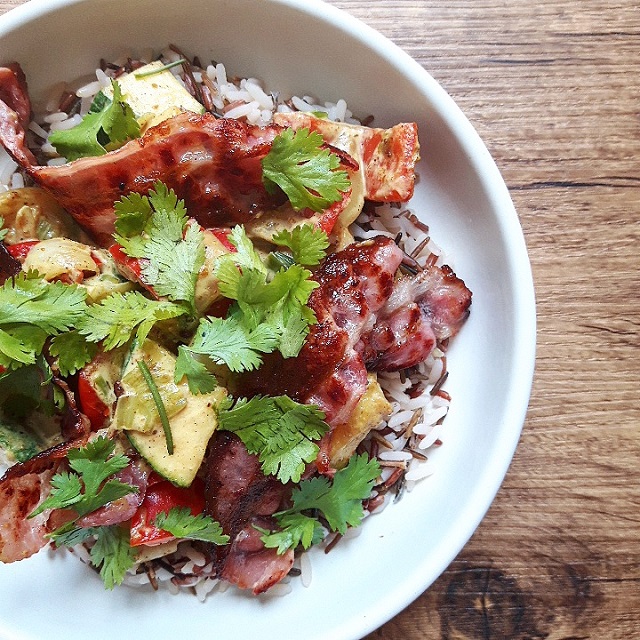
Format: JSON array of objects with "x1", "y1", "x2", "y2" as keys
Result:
[{"x1": 75, "y1": 80, "x2": 102, "y2": 99}]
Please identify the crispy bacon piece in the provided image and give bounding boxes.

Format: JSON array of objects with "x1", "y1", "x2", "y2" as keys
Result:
[
  {"x1": 237, "y1": 237, "x2": 404, "y2": 426},
  {"x1": 27, "y1": 114, "x2": 283, "y2": 245},
  {"x1": 76, "y1": 460, "x2": 148, "y2": 528},
  {"x1": 360, "y1": 264, "x2": 472, "y2": 371},
  {"x1": 220, "y1": 516, "x2": 294, "y2": 594},
  {"x1": 204, "y1": 431, "x2": 293, "y2": 594},
  {"x1": 238, "y1": 235, "x2": 471, "y2": 430},
  {"x1": 273, "y1": 111, "x2": 419, "y2": 202},
  {"x1": 0, "y1": 437, "x2": 85, "y2": 562},
  {"x1": 0, "y1": 64, "x2": 36, "y2": 167}
]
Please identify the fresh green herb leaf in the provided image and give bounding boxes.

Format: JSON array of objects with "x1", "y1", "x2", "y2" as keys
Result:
[
  {"x1": 48, "y1": 330, "x2": 98, "y2": 377},
  {"x1": 174, "y1": 346, "x2": 218, "y2": 394},
  {"x1": 261, "y1": 127, "x2": 350, "y2": 212},
  {"x1": 77, "y1": 290, "x2": 186, "y2": 350},
  {"x1": 218, "y1": 395, "x2": 330, "y2": 483},
  {"x1": 0, "y1": 271, "x2": 87, "y2": 333},
  {"x1": 183, "y1": 314, "x2": 279, "y2": 374},
  {"x1": 49, "y1": 80, "x2": 140, "y2": 161},
  {"x1": 225, "y1": 225, "x2": 268, "y2": 275},
  {"x1": 47, "y1": 525, "x2": 100, "y2": 548},
  {"x1": 257, "y1": 512, "x2": 324, "y2": 555},
  {"x1": 214, "y1": 226, "x2": 319, "y2": 361},
  {"x1": 155, "y1": 506, "x2": 229, "y2": 544},
  {"x1": 114, "y1": 182, "x2": 205, "y2": 313},
  {"x1": 29, "y1": 435, "x2": 137, "y2": 519},
  {"x1": 0, "y1": 363, "x2": 59, "y2": 419},
  {"x1": 259, "y1": 454, "x2": 380, "y2": 553},
  {"x1": 113, "y1": 192, "x2": 153, "y2": 239},
  {"x1": 89, "y1": 525, "x2": 136, "y2": 590},
  {"x1": 272, "y1": 225, "x2": 329, "y2": 266},
  {"x1": 137, "y1": 359, "x2": 173, "y2": 455},
  {"x1": 0, "y1": 271, "x2": 87, "y2": 369},
  {"x1": 0, "y1": 216, "x2": 7, "y2": 241}
]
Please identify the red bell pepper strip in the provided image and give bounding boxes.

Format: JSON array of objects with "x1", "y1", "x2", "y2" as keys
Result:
[{"x1": 129, "y1": 478, "x2": 206, "y2": 547}]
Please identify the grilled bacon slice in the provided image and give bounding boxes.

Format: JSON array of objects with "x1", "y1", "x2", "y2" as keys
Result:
[
  {"x1": 0, "y1": 437, "x2": 85, "y2": 563},
  {"x1": 204, "y1": 431, "x2": 293, "y2": 594}
]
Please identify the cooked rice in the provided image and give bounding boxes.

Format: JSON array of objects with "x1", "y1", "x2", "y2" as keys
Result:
[{"x1": 0, "y1": 48, "x2": 456, "y2": 599}]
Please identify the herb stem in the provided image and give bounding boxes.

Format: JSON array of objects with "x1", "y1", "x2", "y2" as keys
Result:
[
  {"x1": 134, "y1": 59, "x2": 186, "y2": 78},
  {"x1": 137, "y1": 359, "x2": 174, "y2": 455}
]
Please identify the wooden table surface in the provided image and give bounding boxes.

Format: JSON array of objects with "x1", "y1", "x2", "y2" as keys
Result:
[{"x1": 1, "y1": 0, "x2": 638, "y2": 638}]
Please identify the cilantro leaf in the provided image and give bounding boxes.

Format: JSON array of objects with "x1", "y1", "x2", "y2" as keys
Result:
[
  {"x1": 272, "y1": 225, "x2": 329, "y2": 266},
  {"x1": 0, "y1": 271, "x2": 87, "y2": 334},
  {"x1": 0, "y1": 272, "x2": 87, "y2": 369},
  {"x1": 29, "y1": 435, "x2": 138, "y2": 520},
  {"x1": 290, "y1": 454, "x2": 380, "y2": 533},
  {"x1": 218, "y1": 395, "x2": 330, "y2": 483},
  {"x1": 213, "y1": 226, "x2": 319, "y2": 361},
  {"x1": 77, "y1": 290, "x2": 186, "y2": 350},
  {"x1": 257, "y1": 512, "x2": 324, "y2": 555},
  {"x1": 114, "y1": 182, "x2": 205, "y2": 313},
  {"x1": 113, "y1": 192, "x2": 153, "y2": 239},
  {"x1": 183, "y1": 314, "x2": 279, "y2": 374},
  {"x1": 89, "y1": 525, "x2": 136, "y2": 590},
  {"x1": 49, "y1": 330, "x2": 98, "y2": 377},
  {"x1": 174, "y1": 346, "x2": 218, "y2": 394},
  {"x1": 155, "y1": 507, "x2": 229, "y2": 545},
  {"x1": 259, "y1": 454, "x2": 380, "y2": 553},
  {"x1": 48, "y1": 525, "x2": 100, "y2": 548},
  {"x1": 226, "y1": 225, "x2": 268, "y2": 275},
  {"x1": 49, "y1": 81, "x2": 140, "y2": 161},
  {"x1": 262, "y1": 127, "x2": 350, "y2": 212}
]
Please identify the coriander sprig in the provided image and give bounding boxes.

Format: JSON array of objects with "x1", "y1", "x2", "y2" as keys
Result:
[
  {"x1": 113, "y1": 182, "x2": 206, "y2": 314},
  {"x1": 262, "y1": 127, "x2": 350, "y2": 212},
  {"x1": 218, "y1": 395, "x2": 330, "y2": 484},
  {"x1": 258, "y1": 454, "x2": 381, "y2": 553}
]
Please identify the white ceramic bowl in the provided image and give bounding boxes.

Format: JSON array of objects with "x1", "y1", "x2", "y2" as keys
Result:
[{"x1": 0, "y1": 1, "x2": 536, "y2": 638}]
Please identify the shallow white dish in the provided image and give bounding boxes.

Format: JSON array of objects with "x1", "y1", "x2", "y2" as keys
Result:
[{"x1": 0, "y1": 0, "x2": 536, "y2": 638}]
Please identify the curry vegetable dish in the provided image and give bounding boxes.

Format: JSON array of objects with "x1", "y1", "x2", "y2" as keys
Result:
[{"x1": 0, "y1": 53, "x2": 471, "y2": 595}]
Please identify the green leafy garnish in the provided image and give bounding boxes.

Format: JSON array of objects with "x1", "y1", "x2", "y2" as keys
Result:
[
  {"x1": 174, "y1": 347, "x2": 218, "y2": 395},
  {"x1": 272, "y1": 225, "x2": 330, "y2": 266},
  {"x1": 0, "y1": 216, "x2": 8, "y2": 241},
  {"x1": 262, "y1": 127, "x2": 350, "y2": 212},
  {"x1": 155, "y1": 507, "x2": 229, "y2": 544},
  {"x1": 0, "y1": 271, "x2": 87, "y2": 369},
  {"x1": 177, "y1": 225, "x2": 325, "y2": 391},
  {"x1": 114, "y1": 182, "x2": 205, "y2": 313},
  {"x1": 77, "y1": 290, "x2": 186, "y2": 351},
  {"x1": 181, "y1": 313, "x2": 279, "y2": 374},
  {"x1": 259, "y1": 454, "x2": 380, "y2": 553},
  {"x1": 48, "y1": 330, "x2": 98, "y2": 377},
  {"x1": 49, "y1": 80, "x2": 140, "y2": 161},
  {"x1": 89, "y1": 525, "x2": 137, "y2": 589},
  {"x1": 218, "y1": 395, "x2": 330, "y2": 483},
  {"x1": 30, "y1": 435, "x2": 137, "y2": 520}
]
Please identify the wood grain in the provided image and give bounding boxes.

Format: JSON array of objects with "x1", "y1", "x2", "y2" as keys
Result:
[{"x1": 1, "y1": 0, "x2": 639, "y2": 638}]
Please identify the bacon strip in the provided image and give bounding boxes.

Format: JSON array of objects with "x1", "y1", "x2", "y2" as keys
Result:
[
  {"x1": 236, "y1": 237, "x2": 404, "y2": 426},
  {"x1": 28, "y1": 114, "x2": 283, "y2": 245},
  {"x1": 204, "y1": 431, "x2": 293, "y2": 594},
  {"x1": 0, "y1": 437, "x2": 85, "y2": 562}
]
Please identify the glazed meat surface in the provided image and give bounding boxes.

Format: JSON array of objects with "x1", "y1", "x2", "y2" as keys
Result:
[
  {"x1": 204, "y1": 432, "x2": 293, "y2": 594},
  {"x1": 237, "y1": 236, "x2": 471, "y2": 429}
]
